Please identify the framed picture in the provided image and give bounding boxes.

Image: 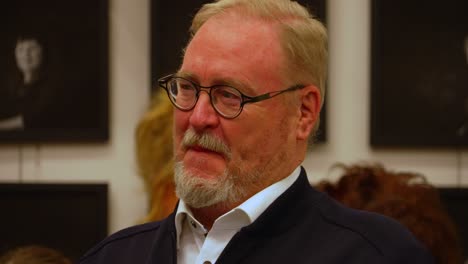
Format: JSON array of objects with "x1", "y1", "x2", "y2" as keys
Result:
[
  {"x1": 151, "y1": 0, "x2": 328, "y2": 142},
  {"x1": 371, "y1": 0, "x2": 468, "y2": 147},
  {"x1": 0, "y1": 183, "x2": 108, "y2": 262},
  {"x1": 0, "y1": 0, "x2": 109, "y2": 143},
  {"x1": 438, "y1": 188, "x2": 468, "y2": 262}
]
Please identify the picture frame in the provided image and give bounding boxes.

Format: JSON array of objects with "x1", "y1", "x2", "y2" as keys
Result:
[
  {"x1": 438, "y1": 188, "x2": 468, "y2": 261},
  {"x1": 0, "y1": 183, "x2": 108, "y2": 262},
  {"x1": 150, "y1": 0, "x2": 328, "y2": 142},
  {"x1": 370, "y1": 0, "x2": 468, "y2": 147},
  {"x1": 0, "y1": 0, "x2": 109, "y2": 143}
]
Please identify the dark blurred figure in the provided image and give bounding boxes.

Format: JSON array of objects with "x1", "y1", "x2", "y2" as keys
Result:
[
  {"x1": 0, "y1": 245, "x2": 72, "y2": 264},
  {"x1": 316, "y1": 163, "x2": 464, "y2": 264},
  {"x1": 0, "y1": 34, "x2": 64, "y2": 130}
]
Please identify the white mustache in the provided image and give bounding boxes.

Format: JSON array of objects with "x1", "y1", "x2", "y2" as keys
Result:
[{"x1": 182, "y1": 129, "x2": 232, "y2": 160}]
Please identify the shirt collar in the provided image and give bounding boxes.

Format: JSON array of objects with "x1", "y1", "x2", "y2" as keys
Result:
[
  {"x1": 175, "y1": 166, "x2": 301, "y2": 247},
  {"x1": 175, "y1": 201, "x2": 200, "y2": 249},
  {"x1": 237, "y1": 166, "x2": 300, "y2": 223}
]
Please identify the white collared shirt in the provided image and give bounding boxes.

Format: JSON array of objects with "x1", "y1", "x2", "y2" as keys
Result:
[{"x1": 175, "y1": 166, "x2": 301, "y2": 264}]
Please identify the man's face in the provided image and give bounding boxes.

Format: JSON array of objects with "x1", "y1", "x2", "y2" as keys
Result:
[
  {"x1": 15, "y1": 39, "x2": 43, "y2": 73},
  {"x1": 173, "y1": 13, "x2": 301, "y2": 207}
]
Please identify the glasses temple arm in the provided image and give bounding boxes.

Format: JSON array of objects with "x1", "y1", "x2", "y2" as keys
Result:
[{"x1": 242, "y1": 85, "x2": 304, "y2": 105}]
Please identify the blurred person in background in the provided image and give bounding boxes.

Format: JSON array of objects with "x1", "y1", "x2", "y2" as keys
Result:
[{"x1": 135, "y1": 90, "x2": 177, "y2": 222}]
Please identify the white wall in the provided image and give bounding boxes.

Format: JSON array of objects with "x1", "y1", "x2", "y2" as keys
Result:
[{"x1": 0, "y1": 0, "x2": 467, "y2": 235}]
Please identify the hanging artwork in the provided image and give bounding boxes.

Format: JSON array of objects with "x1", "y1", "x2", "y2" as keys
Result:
[
  {"x1": 0, "y1": 0, "x2": 109, "y2": 142},
  {"x1": 371, "y1": 0, "x2": 468, "y2": 147},
  {"x1": 0, "y1": 183, "x2": 108, "y2": 261}
]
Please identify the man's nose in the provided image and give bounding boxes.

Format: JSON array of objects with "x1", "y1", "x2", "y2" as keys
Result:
[{"x1": 188, "y1": 92, "x2": 220, "y2": 132}]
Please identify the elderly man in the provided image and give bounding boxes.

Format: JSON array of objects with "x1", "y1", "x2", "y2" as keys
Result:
[{"x1": 80, "y1": 0, "x2": 433, "y2": 263}]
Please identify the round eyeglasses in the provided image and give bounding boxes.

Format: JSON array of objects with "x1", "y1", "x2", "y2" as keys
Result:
[{"x1": 158, "y1": 74, "x2": 304, "y2": 119}]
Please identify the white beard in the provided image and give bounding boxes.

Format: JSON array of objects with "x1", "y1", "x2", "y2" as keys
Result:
[
  {"x1": 174, "y1": 161, "x2": 246, "y2": 208},
  {"x1": 174, "y1": 128, "x2": 264, "y2": 208}
]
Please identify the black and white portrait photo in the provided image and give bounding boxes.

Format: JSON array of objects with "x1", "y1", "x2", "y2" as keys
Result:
[
  {"x1": 0, "y1": 34, "x2": 59, "y2": 131},
  {"x1": 0, "y1": 0, "x2": 108, "y2": 142}
]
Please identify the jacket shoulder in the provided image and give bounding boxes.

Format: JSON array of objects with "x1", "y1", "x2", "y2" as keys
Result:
[
  {"x1": 79, "y1": 221, "x2": 163, "y2": 262},
  {"x1": 312, "y1": 191, "x2": 434, "y2": 262}
]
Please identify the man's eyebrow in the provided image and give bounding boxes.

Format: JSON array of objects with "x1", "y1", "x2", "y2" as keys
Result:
[
  {"x1": 174, "y1": 71, "x2": 194, "y2": 80},
  {"x1": 216, "y1": 78, "x2": 256, "y2": 95},
  {"x1": 175, "y1": 72, "x2": 256, "y2": 96}
]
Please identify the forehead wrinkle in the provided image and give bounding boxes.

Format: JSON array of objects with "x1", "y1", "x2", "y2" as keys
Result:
[{"x1": 177, "y1": 70, "x2": 257, "y2": 96}]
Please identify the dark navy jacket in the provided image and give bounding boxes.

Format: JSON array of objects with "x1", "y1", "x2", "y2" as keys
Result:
[{"x1": 80, "y1": 168, "x2": 433, "y2": 264}]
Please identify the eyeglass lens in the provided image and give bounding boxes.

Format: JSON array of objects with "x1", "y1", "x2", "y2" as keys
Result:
[{"x1": 167, "y1": 77, "x2": 243, "y2": 118}]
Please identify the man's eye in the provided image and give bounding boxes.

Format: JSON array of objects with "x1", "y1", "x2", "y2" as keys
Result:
[
  {"x1": 179, "y1": 83, "x2": 193, "y2": 90},
  {"x1": 214, "y1": 88, "x2": 241, "y2": 107},
  {"x1": 220, "y1": 90, "x2": 239, "y2": 99}
]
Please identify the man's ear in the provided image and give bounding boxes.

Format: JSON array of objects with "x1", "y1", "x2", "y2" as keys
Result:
[{"x1": 296, "y1": 85, "x2": 321, "y2": 141}]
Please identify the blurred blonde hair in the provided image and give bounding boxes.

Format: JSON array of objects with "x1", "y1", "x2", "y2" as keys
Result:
[{"x1": 135, "y1": 90, "x2": 177, "y2": 222}]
